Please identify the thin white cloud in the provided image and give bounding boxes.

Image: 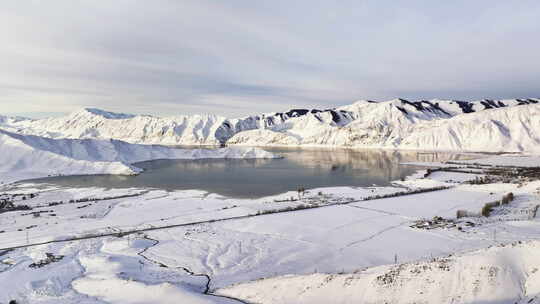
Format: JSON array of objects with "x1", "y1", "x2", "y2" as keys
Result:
[{"x1": 1, "y1": 0, "x2": 539, "y2": 117}]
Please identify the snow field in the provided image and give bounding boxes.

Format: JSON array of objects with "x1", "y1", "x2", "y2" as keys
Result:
[{"x1": 0, "y1": 154, "x2": 539, "y2": 303}]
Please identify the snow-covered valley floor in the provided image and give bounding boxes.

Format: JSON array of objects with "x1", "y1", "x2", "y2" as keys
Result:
[{"x1": 1, "y1": 154, "x2": 540, "y2": 303}]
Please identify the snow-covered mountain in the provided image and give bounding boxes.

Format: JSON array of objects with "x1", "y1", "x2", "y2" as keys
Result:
[
  {"x1": 228, "y1": 98, "x2": 540, "y2": 152},
  {"x1": 0, "y1": 129, "x2": 277, "y2": 183},
  {"x1": 399, "y1": 103, "x2": 540, "y2": 152},
  {"x1": 5, "y1": 106, "x2": 353, "y2": 146},
  {"x1": 0, "y1": 129, "x2": 137, "y2": 183},
  {"x1": 7, "y1": 109, "x2": 230, "y2": 145},
  {"x1": 2, "y1": 98, "x2": 539, "y2": 152},
  {"x1": 0, "y1": 114, "x2": 31, "y2": 126}
]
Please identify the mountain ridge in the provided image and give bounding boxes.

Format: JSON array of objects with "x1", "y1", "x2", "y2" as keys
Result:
[{"x1": 2, "y1": 98, "x2": 539, "y2": 152}]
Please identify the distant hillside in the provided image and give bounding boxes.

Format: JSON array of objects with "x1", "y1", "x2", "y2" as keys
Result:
[{"x1": 0, "y1": 129, "x2": 277, "y2": 183}]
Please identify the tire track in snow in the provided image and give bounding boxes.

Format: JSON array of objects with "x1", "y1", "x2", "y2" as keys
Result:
[
  {"x1": 339, "y1": 221, "x2": 410, "y2": 251},
  {"x1": 345, "y1": 204, "x2": 410, "y2": 218},
  {"x1": 137, "y1": 235, "x2": 250, "y2": 304}
]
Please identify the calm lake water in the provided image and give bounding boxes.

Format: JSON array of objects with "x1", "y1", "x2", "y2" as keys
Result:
[{"x1": 29, "y1": 148, "x2": 476, "y2": 198}]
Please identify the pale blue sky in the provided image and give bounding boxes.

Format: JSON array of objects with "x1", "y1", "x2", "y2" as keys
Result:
[{"x1": 1, "y1": 0, "x2": 539, "y2": 118}]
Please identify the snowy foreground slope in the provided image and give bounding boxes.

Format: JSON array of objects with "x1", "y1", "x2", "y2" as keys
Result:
[
  {"x1": 3, "y1": 98, "x2": 539, "y2": 152},
  {"x1": 0, "y1": 129, "x2": 277, "y2": 183},
  {"x1": 217, "y1": 240, "x2": 540, "y2": 304},
  {"x1": 1, "y1": 154, "x2": 540, "y2": 303}
]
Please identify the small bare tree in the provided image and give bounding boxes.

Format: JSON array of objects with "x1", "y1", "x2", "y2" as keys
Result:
[{"x1": 297, "y1": 186, "x2": 306, "y2": 200}]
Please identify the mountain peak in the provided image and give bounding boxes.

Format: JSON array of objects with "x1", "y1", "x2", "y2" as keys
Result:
[{"x1": 0, "y1": 114, "x2": 32, "y2": 125}]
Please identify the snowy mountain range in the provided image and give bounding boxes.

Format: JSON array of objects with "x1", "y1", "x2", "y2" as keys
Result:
[
  {"x1": 0, "y1": 106, "x2": 354, "y2": 146},
  {"x1": 2, "y1": 98, "x2": 538, "y2": 153}
]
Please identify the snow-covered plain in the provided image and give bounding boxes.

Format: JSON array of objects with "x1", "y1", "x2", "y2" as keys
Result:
[
  {"x1": 3, "y1": 98, "x2": 539, "y2": 152},
  {"x1": 456, "y1": 154, "x2": 540, "y2": 168},
  {"x1": 1, "y1": 154, "x2": 540, "y2": 303}
]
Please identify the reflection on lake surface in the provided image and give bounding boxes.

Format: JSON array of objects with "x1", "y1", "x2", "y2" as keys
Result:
[{"x1": 29, "y1": 147, "x2": 477, "y2": 198}]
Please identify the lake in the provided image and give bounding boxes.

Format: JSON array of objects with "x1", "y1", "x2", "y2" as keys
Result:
[{"x1": 28, "y1": 148, "x2": 476, "y2": 198}]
